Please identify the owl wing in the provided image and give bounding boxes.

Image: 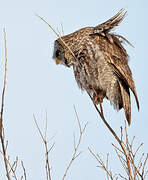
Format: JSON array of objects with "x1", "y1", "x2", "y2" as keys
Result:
[
  {"x1": 107, "y1": 48, "x2": 139, "y2": 111},
  {"x1": 93, "y1": 9, "x2": 126, "y2": 34}
]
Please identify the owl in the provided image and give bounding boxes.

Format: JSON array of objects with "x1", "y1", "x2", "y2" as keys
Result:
[{"x1": 53, "y1": 9, "x2": 139, "y2": 125}]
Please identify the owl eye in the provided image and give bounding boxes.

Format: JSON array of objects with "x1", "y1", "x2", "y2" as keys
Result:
[{"x1": 56, "y1": 50, "x2": 60, "y2": 57}]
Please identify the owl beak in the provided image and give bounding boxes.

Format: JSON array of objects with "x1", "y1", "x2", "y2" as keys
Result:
[{"x1": 56, "y1": 58, "x2": 60, "y2": 65}]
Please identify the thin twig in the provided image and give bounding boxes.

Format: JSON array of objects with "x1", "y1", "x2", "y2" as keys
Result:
[
  {"x1": 88, "y1": 147, "x2": 114, "y2": 180},
  {"x1": 88, "y1": 93, "x2": 121, "y2": 145},
  {"x1": 21, "y1": 161, "x2": 27, "y2": 180},
  {"x1": 88, "y1": 94, "x2": 133, "y2": 179},
  {"x1": 112, "y1": 143, "x2": 124, "y2": 154},
  {"x1": 0, "y1": 28, "x2": 8, "y2": 121},
  {"x1": 0, "y1": 151, "x2": 17, "y2": 180},
  {"x1": 131, "y1": 136, "x2": 135, "y2": 150},
  {"x1": 8, "y1": 158, "x2": 17, "y2": 174},
  {"x1": 134, "y1": 143, "x2": 143, "y2": 158},
  {"x1": 33, "y1": 114, "x2": 45, "y2": 142},
  {"x1": 142, "y1": 154, "x2": 148, "y2": 178},
  {"x1": 61, "y1": 22, "x2": 64, "y2": 36},
  {"x1": 33, "y1": 114, "x2": 53, "y2": 180},
  {"x1": 119, "y1": 173, "x2": 127, "y2": 180},
  {"x1": 106, "y1": 153, "x2": 109, "y2": 180},
  {"x1": 0, "y1": 28, "x2": 10, "y2": 180},
  {"x1": 113, "y1": 148, "x2": 128, "y2": 175},
  {"x1": 13, "y1": 157, "x2": 18, "y2": 173},
  {"x1": 45, "y1": 111, "x2": 48, "y2": 142},
  {"x1": 62, "y1": 106, "x2": 87, "y2": 180}
]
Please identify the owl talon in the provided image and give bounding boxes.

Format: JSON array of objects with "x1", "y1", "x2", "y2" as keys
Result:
[{"x1": 93, "y1": 94, "x2": 104, "y2": 105}]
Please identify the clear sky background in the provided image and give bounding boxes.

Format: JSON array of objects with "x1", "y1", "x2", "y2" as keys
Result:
[{"x1": 0, "y1": 0, "x2": 147, "y2": 179}]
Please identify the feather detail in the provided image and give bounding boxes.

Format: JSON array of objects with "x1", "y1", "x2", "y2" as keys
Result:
[
  {"x1": 93, "y1": 9, "x2": 127, "y2": 34},
  {"x1": 108, "y1": 58, "x2": 139, "y2": 111},
  {"x1": 118, "y1": 80, "x2": 131, "y2": 125}
]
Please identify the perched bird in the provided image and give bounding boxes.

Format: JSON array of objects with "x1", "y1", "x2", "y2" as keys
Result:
[{"x1": 53, "y1": 9, "x2": 139, "y2": 125}]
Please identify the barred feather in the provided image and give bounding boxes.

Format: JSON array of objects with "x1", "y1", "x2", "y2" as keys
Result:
[{"x1": 93, "y1": 9, "x2": 127, "y2": 34}]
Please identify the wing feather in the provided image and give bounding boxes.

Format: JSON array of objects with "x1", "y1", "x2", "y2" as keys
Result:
[
  {"x1": 93, "y1": 9, "x2": 127, "y2": 34},
  {"x1": 95, "y1": 33, "x2": 140, "y2": 111},
  {"x1": 108, "y1": 54, "x2": 139, "y2": 110},
  {"x1": 118, "y1": 80, "x2": 131, "y2": 125}
]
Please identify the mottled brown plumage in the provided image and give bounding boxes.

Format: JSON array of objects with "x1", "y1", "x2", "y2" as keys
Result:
[{"x1": 53, "y1": 9, "x2": 139, "y2": 125}]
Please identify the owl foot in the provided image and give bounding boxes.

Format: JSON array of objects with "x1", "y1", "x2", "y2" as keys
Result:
[{"x1": 93, "y1": 94, "x2": 105, "y2": 105}]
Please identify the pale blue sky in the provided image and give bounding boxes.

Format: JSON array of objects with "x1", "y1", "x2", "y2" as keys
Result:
[{"x1": 0, "y1": 0, "x2": 147, "y2": 179}]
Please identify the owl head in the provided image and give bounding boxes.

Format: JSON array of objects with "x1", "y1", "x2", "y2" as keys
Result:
[
  {"x1": 52, "y1": 39, "x2": 73, "y2": 67},
  {"x1": 52, "y1": 27, "x2": 93, "y2": 67}
]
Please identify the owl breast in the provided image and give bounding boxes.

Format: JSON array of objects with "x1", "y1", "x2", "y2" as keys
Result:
[{"x1": 73, "y1": 37, "x2": 121, "y2": 108}]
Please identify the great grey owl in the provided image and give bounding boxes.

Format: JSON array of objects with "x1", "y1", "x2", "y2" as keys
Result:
[{"x1": 53, "y1": 9, "x2": 139, "y2": 125}]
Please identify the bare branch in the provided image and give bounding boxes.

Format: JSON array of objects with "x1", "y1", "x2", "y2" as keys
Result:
[
  {"x1": 62, "y1": 107, "x2": 87, "y2": 180},
  {"x1": 34, "y1": 113, "x2": 54, "y2": 180},
  {"x1": 0, "y1": 151, "x2": 18, "y2": 180},
  {"x1": 0, "y1": 28, "x2": 8, "y2": 121},
  {"x1": 88, "y1": 93, "x2": 148, "y2": 179},
  {"x1": 134, "y1": 143, "x2": 143, "y2": 158},
  {"x1": 88, "y1": 94, "x2": 133, "y2": 179},
  {"x1": 48, "y1": 142, "x2": 55, "y2": 154},
  {"x1": 33, "y1": 114, "x2": 45, "y2": 142},
  {"x1": 106, "y1": 153, "x2": 109, "y2": 180},
  {"x1": 73, "y1": 105, "x2": 82, "y2": 133},
  {"x1": 88, "y1": 147, "x2": 114, "y2": 180},
  {"x1": 60, "y1": 22, "x2": 64, "y2": 36},
  {"x1": 0, "y1": 28, "x2": 11, "y2": 180},
  {"x1": 142, "y1": 154, "x2": 148, "y2": 178},
  {"x1": 130, "y1": 136, "x2": 135, "y2": 150},
  {"x1": 21, "y1": 161, "x2": 27, "y2": 180},
  {"x1": 114, "y1": 148, "x2": 128, "y2": 175},
  {"x1": 112, "y1": 143, "x2": 124, "y2": 154},
  {"x1": 45, "y1": 111, "x2": 48, "y2": 142}
]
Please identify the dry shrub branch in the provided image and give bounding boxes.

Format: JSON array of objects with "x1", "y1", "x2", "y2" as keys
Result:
[
  {"x1": 88, "y1": 99, "x2": 148, "y2": 180},
  {"x1": 33, "y1": 113, "x2": 55, "y2": 180},
  {"x1": 0, "y1": 29, "x2": 27, "y2": 180},
  {"x1": 34, "y1": 107, "x2": 87, "y2": 180},
  {"x1": 62, "y1": 106, "x2": 88, "y2": 180},
  {"x1": 0, "y1": 28, "x2": 10, "y2": 180}
]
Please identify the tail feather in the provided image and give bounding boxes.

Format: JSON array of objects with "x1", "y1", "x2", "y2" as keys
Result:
[
  {"x1": 93, "y1": 9, "x2": 127, "y2": 34},
  {"x1": 132, "y1": 88, "x2": 140, "y2": 111},
  {"x1": 118, "y1": 81, "x2": 131, "y2": 125}
]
